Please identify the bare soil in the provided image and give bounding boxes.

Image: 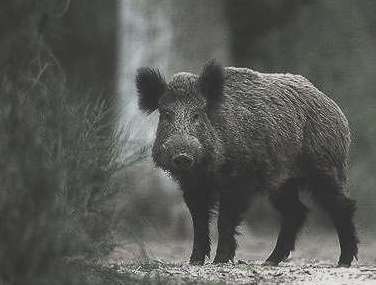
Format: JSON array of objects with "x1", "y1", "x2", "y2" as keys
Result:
[
  {"x1": 111, "y1": 259, "x2": 376, "y2": 285},
  {"x1": 108, "y1": 233, "x2": 376, "y2": 284}
]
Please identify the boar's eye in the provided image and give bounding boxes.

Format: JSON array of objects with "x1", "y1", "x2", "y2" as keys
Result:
[
  {"x1": 160, "y1": 111, "x2": 173, "y2": 121},
  {"x1": 192, "y1": 112, "x2": 200, "y2": 124}
]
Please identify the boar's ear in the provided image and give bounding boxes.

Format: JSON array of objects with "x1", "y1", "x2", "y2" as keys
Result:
[
  {"x1": 136, "y1": 67, "x2": 167, "y2": 114},
  {"x1": 198, "y1": 60, "x2": 225, "y2": 108}
]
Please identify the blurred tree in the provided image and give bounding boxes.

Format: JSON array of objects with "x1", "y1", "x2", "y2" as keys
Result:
[
  {"x1": 42, "y1": 0, "x2": 118, "y2": 93},
  {"x1": 224, "y1": 0, "x2": 306, "y2": 67},
  {"x1": 0, "y1": 1, "x2": 128, "y2": 283},
  {"x1": 0, "y1": 0, "x2": 118, "y2": 96}
]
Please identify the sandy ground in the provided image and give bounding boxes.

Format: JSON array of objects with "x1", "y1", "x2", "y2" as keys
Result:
[
  {"x1": 111, "y1": 259, "x2": 376, "y2": 285},
  {"x1": 108, "y1": 229, "x2": 376, "y2": 284}
]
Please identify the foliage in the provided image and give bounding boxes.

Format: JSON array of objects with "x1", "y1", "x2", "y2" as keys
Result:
[{"x1": 0, "y1": 47, "x2": 140, "y2": 283}]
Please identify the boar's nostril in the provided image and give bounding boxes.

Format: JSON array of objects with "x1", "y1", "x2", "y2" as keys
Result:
[{"x1": 172, "y1": 153, "x2": 194, "y2": 169}]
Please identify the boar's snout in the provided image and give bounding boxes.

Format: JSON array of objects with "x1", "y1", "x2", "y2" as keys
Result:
[{"x1": 162, "y1": 134, "x2": 202, "y2": 171}]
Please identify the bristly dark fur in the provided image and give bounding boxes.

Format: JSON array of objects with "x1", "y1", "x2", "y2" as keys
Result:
[
  {"x1": 136, "y1": 67, "x2": 166, "y2": 114},
  {"x1": 198, "y1": 60, "x2": 224, "y2": 108},
  {"x1": 136, "y1": 61, "x2": 358, "y2": 267}
]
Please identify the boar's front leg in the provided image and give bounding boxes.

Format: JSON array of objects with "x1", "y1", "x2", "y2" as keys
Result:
[
  {"x1": 214, "y1": 187, "x2": 250, "y2": 264},
  {"x1": 183, "y1": 190, "x2": 212, "y2": 265}
]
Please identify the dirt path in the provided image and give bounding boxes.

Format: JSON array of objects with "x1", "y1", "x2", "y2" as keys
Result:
[
  {"x1": 111, "y1": 260, "x2": 376, "y2": 284},
  {"x1": 109, "y1": 234, "x2": 376, "y2": 284}
]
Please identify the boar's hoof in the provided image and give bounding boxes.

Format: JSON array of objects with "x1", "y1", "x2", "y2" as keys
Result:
[
  {"x1": 189, "y1": 259, "x2": 205, "y2": 266},
  {"x1": 337, "y1": 262, "x2": 351, "y2": 268},
  {"x1": 262, "y1": 260, "x2": 279, "y2": 267},
  {"x1": 213, "y1": 255, "x2": 233, "y2": 264}
]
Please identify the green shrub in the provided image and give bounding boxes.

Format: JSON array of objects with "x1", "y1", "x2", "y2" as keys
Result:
[{"x1": 0, "y1": 50, "x2": 142, "y2": 283}]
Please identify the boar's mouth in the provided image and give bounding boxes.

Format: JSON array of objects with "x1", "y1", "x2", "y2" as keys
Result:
[
  {"x1": 159, "y1": 134, "x2": 203, "y2": 173},
  {"x1": 172, "y1": 152, "x2": 194, "y2": 170}
]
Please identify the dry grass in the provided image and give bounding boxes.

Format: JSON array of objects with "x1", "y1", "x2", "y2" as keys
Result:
[{"x1": 0, "y1": 50, "x2": 149, "y2": 283}]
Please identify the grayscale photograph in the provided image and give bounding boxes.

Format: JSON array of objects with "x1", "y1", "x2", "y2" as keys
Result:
[{"x1": 0, "y1": 1, "x2": 375, "y2": 284}]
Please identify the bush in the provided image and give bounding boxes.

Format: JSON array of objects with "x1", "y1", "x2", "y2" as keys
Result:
[{"x1": 0, "y1": 47, "x2": 140, "y2": 283}]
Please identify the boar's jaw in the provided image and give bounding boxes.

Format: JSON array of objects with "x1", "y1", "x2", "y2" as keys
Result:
[{"x1": 172, "y1": 153, "x2": 194, "y2": 170}]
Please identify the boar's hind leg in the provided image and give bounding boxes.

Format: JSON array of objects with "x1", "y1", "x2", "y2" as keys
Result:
[
  {"x1": 310, "y1": 169, "x2": 358, "y2": 267},
  {"x1": 214, "y1": 188, "x2": 250, "y2": 264},
  {"x1": 263, "y1": 179, "x2": 308, "y2": 266},
  {"x1": 184, "y1": 191, "x2": 212, "y2": 265}
]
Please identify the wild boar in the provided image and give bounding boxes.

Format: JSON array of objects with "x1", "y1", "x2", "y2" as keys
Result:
[{"x1": 136, "y1": 61, "x2": 358, "y2": 267}]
